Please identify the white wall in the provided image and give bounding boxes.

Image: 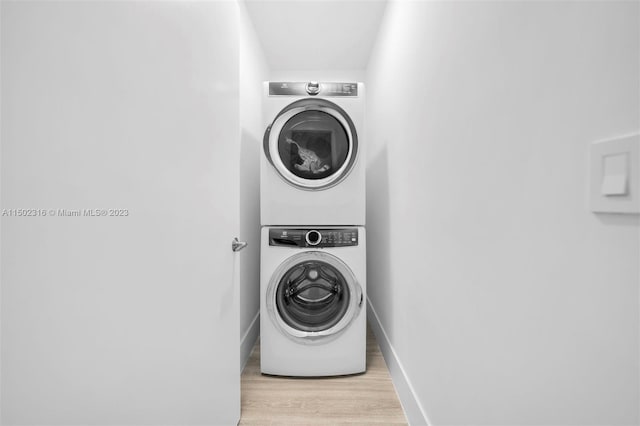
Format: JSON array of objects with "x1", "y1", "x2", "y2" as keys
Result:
[
  {"x1": 239, "y1": 0, "x2": 269, "y2": 369},
  {"x1": 243, "y1": 0, "x2": 386, "y2": 72},
  {"x1": 1, "y1": 2, "x2": 241, "y2": 424},
  {"x1": 366, "y1": 1, "x2": 639, "y2": 425},
  {"x1": 269, "y1": 70, "x2": 365, "y2": 82}
]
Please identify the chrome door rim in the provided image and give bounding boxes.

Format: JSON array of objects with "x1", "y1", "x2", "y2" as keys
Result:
[
  {"x1": 266, "y1": 100, "x2": 358, "y2": 191},
  {"x1": 266, "y1": 251, "x2": 362, "y2": 343}
]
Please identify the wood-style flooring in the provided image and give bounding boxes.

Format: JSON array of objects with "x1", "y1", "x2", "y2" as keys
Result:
[{"x1": 239, "y1": 325, "x2": 407, "y2": 425}]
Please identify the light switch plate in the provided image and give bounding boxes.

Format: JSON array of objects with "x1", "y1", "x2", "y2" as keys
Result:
[{"x1": 590, "y1": 133, "x2": 639, "y2": 214}]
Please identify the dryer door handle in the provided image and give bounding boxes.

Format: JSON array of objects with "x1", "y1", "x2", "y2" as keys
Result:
[{"x1": 232, "y1": 237, "x2": 248, "y2": 252}]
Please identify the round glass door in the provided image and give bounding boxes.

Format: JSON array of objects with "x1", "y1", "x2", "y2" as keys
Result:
[
  {"x1": 276, "y1": 259, "x2": 350, "y2": 332},
  {"x1": 266, "y1": 251, "x2": 362, "y2": 341},
  {"x1": 264, "y1": 99, "x2": 358, "y2": 190}
]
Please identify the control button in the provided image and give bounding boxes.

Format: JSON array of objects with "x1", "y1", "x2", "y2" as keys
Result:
[
  {"x1": 305, "y1": 230, "x2": 322, "y2": 246},
  {"x1": 306, "y1": 81, "x2": 320, "y2": 95}
]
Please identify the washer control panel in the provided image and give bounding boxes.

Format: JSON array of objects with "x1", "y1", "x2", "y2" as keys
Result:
[{"x1": 269, "y1": 228, "x2": 359, "y2": 248}]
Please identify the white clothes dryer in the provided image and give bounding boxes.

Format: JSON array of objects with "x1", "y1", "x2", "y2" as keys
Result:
[
  {"x1": 261, "y1": 82, "x2": 365, "y2": 226},
  {"x1": 260, "y1": 226, "x2": 366, "y2": 376}
]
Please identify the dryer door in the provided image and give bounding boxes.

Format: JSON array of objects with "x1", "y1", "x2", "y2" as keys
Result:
[
  {"x1": 266, "y1": 251, "x2": 363, "y2": 342},
  {"x1": 264, "y1": 99, "x2": 358, "y2": 190}
]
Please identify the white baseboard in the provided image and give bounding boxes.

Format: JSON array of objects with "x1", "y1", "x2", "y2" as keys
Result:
[
  {"x1": 367, "y1": 298, "x2": 431, "y2": 426},
  {"x1": 240, "y1": 311, "x2": 260, "y2": 373}
]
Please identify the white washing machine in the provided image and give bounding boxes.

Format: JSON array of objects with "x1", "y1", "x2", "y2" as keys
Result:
[
  {"x1": 260, "y1": 226, "x2": 366, "y2": 376},
  {"x1": 261, "y1": 81, "x2": 365, "y2": 226}
]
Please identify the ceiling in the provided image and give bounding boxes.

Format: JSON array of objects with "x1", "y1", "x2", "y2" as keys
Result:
[{"x1": 244, "y1": 0, "x2": 388, "y2": 71}]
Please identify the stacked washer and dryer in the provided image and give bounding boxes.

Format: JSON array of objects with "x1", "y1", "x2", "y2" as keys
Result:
[{"x1": 260, "y1": 81, "x2": 366, "y2": 376}]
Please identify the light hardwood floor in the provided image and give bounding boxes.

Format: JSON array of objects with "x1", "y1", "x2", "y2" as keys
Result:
[{"x1": 239, "y1": 325, "x2": 407, "y2": 425}]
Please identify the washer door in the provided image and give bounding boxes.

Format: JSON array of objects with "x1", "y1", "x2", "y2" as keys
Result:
[
  {"x1": 266, "y1": 251, "x2": 363, "y2": 342},
  {"x1": 264, "y1": 99, "x2": 358, "y2": 190}
]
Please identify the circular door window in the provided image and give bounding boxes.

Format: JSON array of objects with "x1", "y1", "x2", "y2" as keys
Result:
[
  {"x1": 266, "y1": 251, "x2": 362, "y2": 342},
  {"x1": 264, "y1": 99, "x2": 358, "y2": 190}
]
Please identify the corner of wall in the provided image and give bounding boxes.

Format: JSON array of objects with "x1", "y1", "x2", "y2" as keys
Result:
[
  {"x1": 367, "y1": 298, "x2": 431, "y2": 426},
  {"x1": 240, "y1": 312, "x2": 260, "y2": 372},
  {"x1": 238, "y1": 0, "x2": 269, "y2": 368}
]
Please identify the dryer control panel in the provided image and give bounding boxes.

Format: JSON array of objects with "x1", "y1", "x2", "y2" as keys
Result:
[
  {"x1": 269, "y1": 228, "x2": 359, "y2": 248},
  {"x1": 269, "y1": 82, "x2": 358, "y2": 97}
]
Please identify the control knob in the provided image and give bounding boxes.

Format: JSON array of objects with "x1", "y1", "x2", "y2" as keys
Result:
[
  {"x1": 305, "y1": 81, "x2": 320, "y2": 95},
  {"x1": 305, "y1": 230, "x2": 322, "y2": 246}
]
